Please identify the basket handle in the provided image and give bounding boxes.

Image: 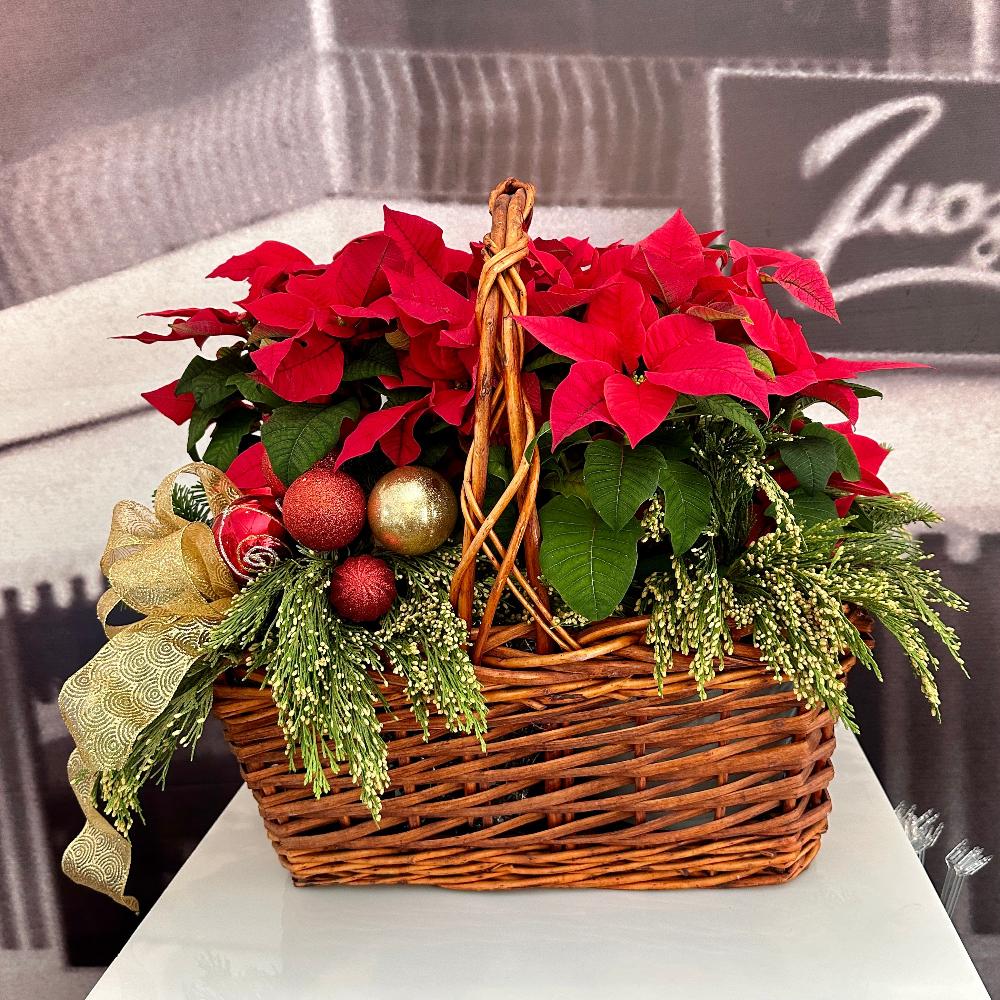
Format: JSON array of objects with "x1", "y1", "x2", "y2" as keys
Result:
[{"x1": 450, "y1": 179, "x2": 574, "y2": 663}]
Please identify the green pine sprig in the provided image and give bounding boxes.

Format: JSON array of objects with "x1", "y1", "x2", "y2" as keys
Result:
[
  {"x1": 380, "y1": 547, "x2": 488, "y2": 747},
  {"x1": 98, "y1": 543, "x2": 487, "y2": 832},
  {"x1": 850, "y1": 492, "x2": 942, "y2": 531},
  {"x1": 169, "y1": 481, "x2": 212, "y2": 523},
  {"x1": 638, "y1": 464, "x2": 966, "y2": 728},
  {"x1": 99, "y1": 641, "x2": 224, "y2": 833},
  {"x1": 201, "y1": 547, "x2": 487, "y2": 821}
]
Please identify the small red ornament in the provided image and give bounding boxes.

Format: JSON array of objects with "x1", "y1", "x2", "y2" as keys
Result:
[
  {"x1": 312, "y1": 453, "x2": 338, "y2": 471},
  {"x1": 261, "y1": 448, "x2": 286, "y2": 496},
  {"x1": 282, "y1": 468, "x2": 366, "y2": 551},
  {"x1": 212, "y1": 494, "x2": 291, "y2": 582},
  {"x1": 329, "y1": 555, "x2": 397, "y2": 622}
]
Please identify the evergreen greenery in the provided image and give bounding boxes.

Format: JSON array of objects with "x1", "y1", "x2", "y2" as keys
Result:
[
  {"x1": 528, "y1": 401, "x2": 966, "y2": 729},
  {"x1": 99, "y1": 544, "x2": 486, "y2": 830},
  {"x1": 100, "y1": 643, "x2": 222, "y2": 833},
  {"x1": 169, "y1": 481, "x2": 212, "y2": 523},
  {"x1": 380, "y1": 548, "x2": 488, "y2": 744},
  {"x1": 199, "y1": 545, "x2": 486, "y2": 821},
  {"x1": 637, "y1": 457, "x2": 965, "y2": 729}
]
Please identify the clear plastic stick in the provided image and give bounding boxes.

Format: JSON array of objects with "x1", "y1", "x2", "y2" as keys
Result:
[
  {"x1": 894, "y1": 802, "x2": 944, "y2": 867},
  {"x1": 941, "y1": 840, "x2": 993, "y2": 918}
]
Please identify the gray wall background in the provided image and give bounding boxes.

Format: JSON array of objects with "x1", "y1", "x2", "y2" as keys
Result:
[{"x1": 2, "y1": 1, "x2": 999, "y2": 996}]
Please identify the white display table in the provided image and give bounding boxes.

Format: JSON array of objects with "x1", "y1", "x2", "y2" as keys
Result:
[{"x1": 86, "y1": 731, "x2": 988, "y2": 999}]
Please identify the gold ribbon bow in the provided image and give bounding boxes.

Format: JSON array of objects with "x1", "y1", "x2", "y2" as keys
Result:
[{"x1": 59, "y1": 463, "x2": 240, "y2": 910}]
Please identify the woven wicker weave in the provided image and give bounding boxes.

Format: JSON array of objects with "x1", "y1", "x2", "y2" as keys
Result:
[{"x1": 214, "y1": 179, "x2": 872, "y2": 890}]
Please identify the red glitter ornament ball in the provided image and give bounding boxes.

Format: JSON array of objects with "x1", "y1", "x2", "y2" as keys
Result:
[
  {"x1": 282, "y1": 468, "x2": 366, "y2": 551},
  {"x1": 329, "y1": 555, "x2": 397, "y2": 622},
  {"x1": 212, "y1": 494, "x2": 292, "y2": 582},
  {"x1": 261, "y1": 448, "x2": 286, "y2": 496}
]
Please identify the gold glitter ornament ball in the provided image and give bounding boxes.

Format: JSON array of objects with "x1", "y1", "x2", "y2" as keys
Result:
[{"x1": 368, "y1": 466, "x2": 458, "y2": 556}]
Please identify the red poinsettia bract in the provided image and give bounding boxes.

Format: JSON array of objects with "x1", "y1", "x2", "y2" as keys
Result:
[
  {"x1": 132, "y1": 202, "x2": 922, "y2": 477},
  {"x1": 519, "y1": 210, "x2": 920, "y2": 446}
]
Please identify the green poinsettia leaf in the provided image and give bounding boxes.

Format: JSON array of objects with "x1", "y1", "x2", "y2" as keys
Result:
[
  {"x1": 343, "y1": 340, "x2": 401, "y2": 382},
  {"x1": 799, "y1": 423, "x2": 861, "y2": 482},
  {"x1": 539, "y1": 495, "x2": 641, "y2": 621},
  {"x1": 583, "y1": 439, "x2": 664, "y2": 530},
  {"x1": 742, "y1": 344, "x2": 776, "y2": 379},
  {"x1": 786, "y1": 488, "x2": 840, "y2": 528},
  {"x1": 226, "y1": 372, "x2": 285, "y2": 409},
  {"x1": 658, "y1": 459, "x2": 714, "y2": 556},
  {"x1": 525, "y1": 350, "x2": 571, "y2": 372},
  {"x1": 177, "y1": 354, "x2": 246, "y2": 409},
  {"x1": 488, "y1": 445, "x2": 512, "y2": 485},
  {"x1": 385, "y1": 386, "x2": 427, "y2": 407},
  {"x1": 544, "y1": 468, "x2": 589, "y2": 501},
  {"x1": 692, "y1": 395, "x2": 765, "y2": 445},
  {"x1": 840, "y1": 380, "x2": 883, "y2": 399},
  {"x1": 780, "y1": 437, "x2": 838, "y2": 494},
  {"x1": 185, "y1": 400, "x2": 229, "y2": 461},
  {"x1": 203, "y1": 409, "x2": 256, "y2": 471},
  {"x1": 261, "y1": 400, "x2": 360, "y2": 485},
  {"x1": 523, "y1": 421, "x2": 552, "y2": 463}
]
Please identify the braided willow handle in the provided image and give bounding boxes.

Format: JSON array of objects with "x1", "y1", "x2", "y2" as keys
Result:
[{"x1": 449, "y1": 179, "x2": 578, "y2": 663}]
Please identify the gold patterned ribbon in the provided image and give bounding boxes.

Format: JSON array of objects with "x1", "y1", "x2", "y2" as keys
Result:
[{"x1": 59, "y1": 463, "x2": 240, "y2": 910}]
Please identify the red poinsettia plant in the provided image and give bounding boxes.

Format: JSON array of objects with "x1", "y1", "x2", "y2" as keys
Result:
[
  {"x1": 136, "y1": 205, "x2": 908, "y2": 495},
  {"x1": 136, "y1": 209, "x2": 491, "y2": 486},
  {"x1": 130, "y1": 201, "x2": 965, "y2": 730}
]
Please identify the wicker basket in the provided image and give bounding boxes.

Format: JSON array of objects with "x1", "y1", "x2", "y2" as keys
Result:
[{"x1": 213, "y1": 179, "x2": 873, "y2": 890}]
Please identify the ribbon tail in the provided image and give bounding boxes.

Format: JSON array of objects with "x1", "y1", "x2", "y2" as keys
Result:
[
  {"x1": 59, "y1": 616, "x2": 215, "y2": 911},
  {"x1": 62, "y1": 749, "x2": 139, "y2": 913}
]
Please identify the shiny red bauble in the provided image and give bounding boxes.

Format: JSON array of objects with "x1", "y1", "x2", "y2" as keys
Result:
[
  {"x1": 329, "y1": 555, "x2": 397, "y2": 622},
  {"x1": 261, "y1": 448, "x2": 286, "y2": 496},
  {"x1": 282, "y1": 468, "x2": 366, "y2": 551},
  {"x1": 212, "y1": 494, "x2": 292, "y2": 582}
]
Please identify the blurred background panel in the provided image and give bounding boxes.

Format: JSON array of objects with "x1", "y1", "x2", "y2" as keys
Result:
[
  {"x1": 715, "y1": 72, "x2": 1000, "y2": 354},
  {"x1": 0, "y1": 0, "x2": 326, "y2": 305},
  {"x1": 2, "y1": 2, "x2": 999, "y2": 997}
]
